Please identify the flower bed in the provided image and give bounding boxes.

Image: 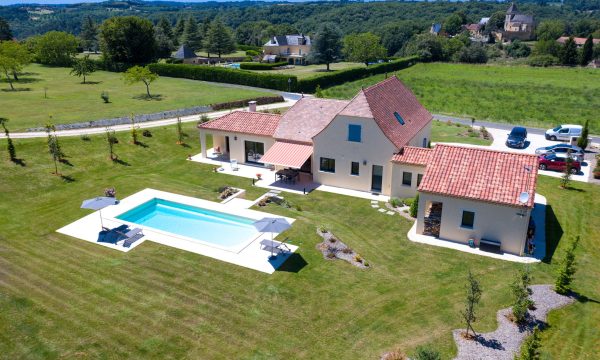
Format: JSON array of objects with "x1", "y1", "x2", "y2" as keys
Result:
[{"x1": 316, "y1": 228, "x2": 370, "y2": 269}]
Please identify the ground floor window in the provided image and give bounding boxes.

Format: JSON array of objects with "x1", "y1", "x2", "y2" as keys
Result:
[
  {"x1": 350, "y1": 161, "x2": 360, "y2": 176},
  {"x1": 461, "y1": 210, "x2": 475, "y2": 229},
  {"x1": 320, "y1": 157, "x2": 335, "y2": 173},
  {"x1": 402, "y1": 171, "x2": 412, "y2": 186},
  {"x1": 244, "y1": 141, "x2": 264, "y2": 164}
]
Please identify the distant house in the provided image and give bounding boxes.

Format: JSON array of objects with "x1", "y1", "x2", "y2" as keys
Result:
[
  {"x1": 500, "y1": 3, "x2": 535, "y2": 42},
  {"x1": 174, "y1": 45, "x2": 201, "y2": 64},
  {"x1": 263, "y1": 34, "x2": 311, "y2": 65},
  {"x1": 464, "y1": 23, "x2": 482, "y2": 37},
  {"x1": 430, "y1": 23, "x2": 442, "y2": 36},
  {"x1": 479, "y1": 17, "x2": 490, "y2": 26},
  {"x1": 557, "y1": 36, "x2": 600, "y2": 47}
]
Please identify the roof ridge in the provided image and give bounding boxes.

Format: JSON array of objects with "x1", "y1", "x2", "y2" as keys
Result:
[
  {"x1": 434, "y1": 144, "x2": 538, "y2": 158},
  {"x1": 362, "y1": 75, "x2": 398, "y2": 94}
]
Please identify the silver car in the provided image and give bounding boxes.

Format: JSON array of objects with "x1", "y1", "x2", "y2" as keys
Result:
[{"x1": 535, "y1": 144, "x2": 584, "y2": 162}]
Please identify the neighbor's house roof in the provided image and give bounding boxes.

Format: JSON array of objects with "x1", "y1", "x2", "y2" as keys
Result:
[
  {"x1": 274, "y1": 98, "x2": 349, "y2": 144},
  {"x1": 338, "y1": 76, "x2": 433, "y2": 149},
  {"x1": 174, "y1": 45, "x2": 197, "y2": 59},
  {"x1": 264, "y1": 34, "x2": 311, "y2": 47},
  {"x1": 430, "y1": 23, "x2": 442, "y2": 34},
  {"x1": 391, "y1": 146, "x2": 433, "y2": 166},
  {"x1": 418, "y1": 145, "x2": 539, "y2": 208},
  {"x1": 465, "y1": 23, "x2": 482, "y2": 32},
  {"x1": 557, "y1": 36, "x2": 600, "y2": 46},
  {"x1": 479, "y1": 17, "x2": 490, "y2": 25},
  {"x1": 198, "y1": 111, "x2": 281, "y2": 137},
  {"x1": 507, "y1": 2, "x2": 518, "y2": 14}
]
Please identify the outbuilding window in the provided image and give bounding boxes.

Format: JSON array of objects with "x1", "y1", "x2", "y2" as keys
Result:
[
  {"x1": 402, "y1": 171, "x2": 412, "y2": 186},
  {"x1": 461, "y1": 211, "x2": 475, "y2": 229}
]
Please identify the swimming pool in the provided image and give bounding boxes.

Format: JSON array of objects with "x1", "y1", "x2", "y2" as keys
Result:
[{"x1": 116, "y1": 198, "x2": 259, "y2": 251}]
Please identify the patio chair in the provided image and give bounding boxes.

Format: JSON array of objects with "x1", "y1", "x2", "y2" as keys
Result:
[
  {"x1": 230, "y1": 159, "x2": 239, "y2": 171},
  {"x1": 213, "y1": 146, "x2": 222, "y2": 156},
  {"x1": 115, "y1": 227, "x2": 144, "y2": 248}
]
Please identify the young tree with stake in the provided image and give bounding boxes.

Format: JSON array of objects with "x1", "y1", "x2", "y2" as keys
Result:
[
  {"x1": 555, "y1": 236, "x2": 580, "y2": 295},
  {"x1": 461, "y1": 270, "x2": 482, "y2": 338},
  {"x1": 70, "y1": 54, "x2": 96, "y2": 84},
  {"x1": 0, "y1": 117, "x2": 17, "y2": 162},
  {"x1": 176, "y1": 117, "x2": 185, "y2": 145}
]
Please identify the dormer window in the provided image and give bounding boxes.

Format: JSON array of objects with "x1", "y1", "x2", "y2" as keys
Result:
[{"x1": 394, "y1": 112, "x2": 405, "y2": 125}]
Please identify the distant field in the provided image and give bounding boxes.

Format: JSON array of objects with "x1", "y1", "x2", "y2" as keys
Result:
[
  {"x1": 322, "y1": 63, "x2": 600, "y2": 134},
  {"x1": 1, "y1": 64, "x2": 272, "y2": 131},
  {"x1": 254, "y1": 62, "x2": 364, "y2": 79}
]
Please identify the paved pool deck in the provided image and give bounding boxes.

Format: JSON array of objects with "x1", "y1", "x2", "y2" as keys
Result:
[{"x1": 57, "y1": 188, "x2": 297, "y2": 274}]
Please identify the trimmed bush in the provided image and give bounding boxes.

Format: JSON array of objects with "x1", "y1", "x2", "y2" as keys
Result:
[
  {"x1": 245, "y1": 50, "x2": 260, "y2": 57},
  {"x1": 211, "y1": 96, "x2": 285, "y2": 111},
  {"x1": 239, "y1": 61, "x2": 288, "y2": 70},
  {"x1": 528, "y1": 55, "x2": 559, "y2": 67},
  {"x1": 296, "y1": 56, "x2": 418, "y2": 93},
  {"x1": 148, "y1": 63, "x2": 298, "y2": 91}
]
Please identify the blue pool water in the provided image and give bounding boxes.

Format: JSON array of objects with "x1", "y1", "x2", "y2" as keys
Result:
[{"x1": 116, "y1": 198, "x2": 258, "y2": 249}]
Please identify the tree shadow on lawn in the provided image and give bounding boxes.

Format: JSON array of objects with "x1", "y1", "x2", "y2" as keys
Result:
[
  {"x1": 80, "y1": 81, "x2": 102, "y2": 85},
  {"x1": 11, "y1": 158, "x2": 26, "y2": 167},
  {"x1": 275, "y1": 253, "x2": 308, "y2": 273},
  {"x1": 132, "y1": 94, "x2": 163, "y2": 101},
  {"x1": 112, "y1": 158, "x2": 131, "y2": 166},
  {"x1": 543, "y1": 204, "x2": 562, "y2": 264},
  {"x1": 1, "y1": 87, "x2": 32, "y2": 92},
  {"x1": 59, "y1": 158, "x2": 74, "y2": 167},
  {"x1": 60, "y1": 174, "x2": 75, "y2": 183},
  {"x1": 135, "y1": 141, "x2": 149, "y2": 148}
]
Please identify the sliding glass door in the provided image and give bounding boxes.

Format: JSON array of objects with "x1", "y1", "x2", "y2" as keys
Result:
[{"x1": 244, "y1": 141, "x2": 265, "y2": 164}]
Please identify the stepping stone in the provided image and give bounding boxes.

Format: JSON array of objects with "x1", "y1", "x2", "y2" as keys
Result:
[
  {"x1": 378, "y1": 208, "x2": 386, "y2": 213},
  {"x1": 386, "y1": 211, "x2": 395, "y2": 215},
  {"x1": 370, "y1": 200, "x2": 378, "y2": 204},
  {"x1": 371, "y1": 204, "x2": 379, "y2": 208}
]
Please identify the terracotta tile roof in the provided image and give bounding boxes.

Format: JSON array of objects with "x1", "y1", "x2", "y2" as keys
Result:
[
  {"x1": 557, "y1": 36, "x2": 600, "y2": 46},
  {"x1": 274, "y1": 98, "x2": 349, "y2": 144},
  {"x1": 260, "y1": 141, "x2": 313, "y2": 169},
  {"x1": 391, "y1": 146, "x2": 433, "y2": 166},
  {"x1": 198, "y1": 111, "x2": 281, "y2": 137},
  {"x1": 340, "y1": 76, "x2": 432, "y2": 149},
  {"x1": 419, "y1": 145, "x2": 538, "y2": 208}
]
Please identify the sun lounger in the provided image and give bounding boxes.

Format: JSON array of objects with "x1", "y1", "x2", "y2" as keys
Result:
[
  {"x1": 260, "y1": 237, "x2": 291, "y2": 254},
  {"x1": 115, "y1": 228, "x2": 144, "y2": 248}
]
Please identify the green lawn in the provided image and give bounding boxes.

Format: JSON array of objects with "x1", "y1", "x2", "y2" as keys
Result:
[
  {"x1": 254, "y1": 62, "x2": 364, "y2": 79},
  {"x1": 322, "y1": 63, "x2": 600, "y2": 134},
  {"x1": 431, "y1": 120, "x2": 493, "y2": 146},
  {"x1": 0, "y1": 125, "x2": 598, "y2": 359},
  {"x1": 1, "y1": 64, "x2": 273, "y2": 131}
]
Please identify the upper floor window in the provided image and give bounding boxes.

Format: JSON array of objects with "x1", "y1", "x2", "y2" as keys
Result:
[
  {"x1": 348, "y1": 124, "x2": 362, "y2": 142},
  {"x1": 394, "y1": 112, "x2": 405, "y2": 125}
]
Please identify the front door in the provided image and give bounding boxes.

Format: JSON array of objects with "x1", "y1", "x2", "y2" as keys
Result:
[{"x1": 371, "y1": 165, "x2": 383, "y2": 193}]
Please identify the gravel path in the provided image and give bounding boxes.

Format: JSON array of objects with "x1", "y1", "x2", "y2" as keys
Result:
[{"x1": 453, "y1": 285, "x2": 575, "y2": 360}]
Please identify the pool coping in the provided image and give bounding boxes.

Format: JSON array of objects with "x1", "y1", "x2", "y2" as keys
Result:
[{"x1": 57, "y1": 188, "x2": 297, "y2": 274}]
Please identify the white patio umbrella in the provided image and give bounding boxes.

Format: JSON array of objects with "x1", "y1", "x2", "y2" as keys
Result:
[
  {"x1": 81, "y1": 196, "x2": 118, "y2": 230},
  {"x1": 253, "y1": 217, "x2": 291, "y2": 258}
]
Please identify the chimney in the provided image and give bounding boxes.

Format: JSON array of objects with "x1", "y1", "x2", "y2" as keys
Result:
[{"x1": 248, "y1": 101, "x2": 257, "y2": 112}]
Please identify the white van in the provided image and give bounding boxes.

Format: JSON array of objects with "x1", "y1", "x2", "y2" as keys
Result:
[{"x1": 545, "y1": 124, "x2": 582, "y2": 141}]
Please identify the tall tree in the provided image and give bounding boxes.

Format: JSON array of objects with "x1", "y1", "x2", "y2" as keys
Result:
[
  {"x1": 461, "y1": 270, "x2": 482, "y2": 338},
  {"x1": 157, "y1": 16, "x2": 174, "y2": 42},
  {"x1": 0, "y1": 41, "x2": 30, "y2": 88},
  {"x1": 560, "y1": 36, "x2": 579, "y2": 66},
  {"x1": 343, "y1": 32, "x2": 387, "y2": 66},
  {"x1": 580, "y1": 35, "x2": 594, "y2": 66},
  {"x1": 123, "y1": 65, "x2": 158, "y2": 98},
  {"x1": 80, "y1": 15, "x2": 98, "y2": 52},
  {"x1": 510, "y1": 268, "x2": 533, "y2": 324},
  {"x1": 174, "y1": 17, "x2": 186, "y2": 44},
  {"x1": 70, "y1": 54, "x2": 96, "y2": 84},
  {"x1": 35, "y1": 31, "x2": 79, "y2": 67},
  {"x1": 154, "y1": 26, "x2": 175, "y2": 59},
  {"x1": 577, "y1": 120, "x2": 589, "y2": 150},
  {"x1": 536, "y1": 20, "x2": 566, "y2": 41},
  {"x1": 205, "y1": 20, "x2": 236, "y2": 58},
  {"x1": 308, "y1": 23, "x2": 342, "y2": 71},
  {"x1": 182, "y1": 17, "x2": 203, "y2": 51},
  {"x1": 443, "y1": 12, "x2": 467, "y2": 36},
  {"x1": 0, "y1": 17, "x2": 12, "y2": 41},
  {"x1": 100, "y1": 16, "x2": 156, "y2": 65}
]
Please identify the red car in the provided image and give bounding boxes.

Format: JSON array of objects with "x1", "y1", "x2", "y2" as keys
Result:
[{"x1": 538, "y1": 154, "x2": 581, "y2": 174}]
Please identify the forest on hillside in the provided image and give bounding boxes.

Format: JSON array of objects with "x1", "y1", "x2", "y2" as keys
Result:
[{"x1": 2, "y1": 0, "x2": 600, "y2": 40}]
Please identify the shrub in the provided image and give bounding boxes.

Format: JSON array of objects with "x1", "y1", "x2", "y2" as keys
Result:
[
  {"x1": 148, "y1": 63, "x2": 297, "y2": 91},
  {"x1": 245, "y1": 50, "x2": 259, "y2": 57},
  {"x1": 517, "y1": 326, "x2": 540, "y2": 360},
  {"x1": 101, "y1": 91, "x2": 110, "y2": 103},
  {"x1": 528, "y1": 55, "x2": 559, "y2": 67},
  {"x1": 403, "y1": 197, "x2": 414, "y2": 207},
  {"x1": 593, "y1": 166, "x2": 600, "y2": 179},
  {"x1": 318, "y1": 225, "x2": 328, "y2": 233},
  {"x1": 80, "y1": 134, "x2": 90, "y2": 141},
  {"x1": 382, "y1": 349, "x2": 406, "y2": 360},
  {"x1": 239, "y1": 61, "x2": 288, "y2": 70},
  {"x1": 342, "y1": 247, "x2": 352, "y2": 254},
  {"x1": 237, "y1": 44, "x2": 261, "y2": 52},
  {"x1": 353, "y1": 254, "x2": 363, "y2": 263},
  {"x1": 389, "y1": 197, "x2": 402, "y2": 208},
  {"x1": 413, "y1": 345, "x2": 441, "y2": 360},
  {"x1": 409, "y1": 194, "x2": 419, "y2": 218},
  {"x1": 199, "y1": 114, "x2": 210, "y2": 123},
  {"x1": 142, "y1": 129, "x2": 152, "y2": 137},
  {"x1": 555, "y1": 236, "x2": 580, "y2": 294}
]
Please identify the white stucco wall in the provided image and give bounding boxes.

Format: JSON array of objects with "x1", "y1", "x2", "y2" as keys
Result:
[
  {"x1": 416, "y1": 192, "x2": 531, "y2": 255},
  {"x1": 390, "y1": 163, "x2": 426, "y2": 199},
  {"x1": 408, "y1": 121, "x2": 432, "y2": 148},
  {"x1": 312, "y1": 115, "x2": 399, "y2": 195},
  {"x1": 199, "y1": 129, "x2": 275, "y2": 165}
]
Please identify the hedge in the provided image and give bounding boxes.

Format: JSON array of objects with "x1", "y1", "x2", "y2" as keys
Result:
[
  {"x1": 296, "y1": 56, "x2": 420, "y2": 93},
  {"x1": 148, "y1": 63, "x2": 298, "y2": 92},
  {"x1": 237, "y1": 44, "x2": 261, "y2": 52},
  {"x1": 239, "y1": 61, "x2": 288, "y2": 70}
]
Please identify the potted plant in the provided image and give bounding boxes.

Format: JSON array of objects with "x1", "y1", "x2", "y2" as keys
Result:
[{"x1": 256, "y1": 173, "x2": 262, "y2": 180}]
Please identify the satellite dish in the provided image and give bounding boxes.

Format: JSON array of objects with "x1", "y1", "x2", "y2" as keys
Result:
[{"x1": 518, "y1": 192, "x2": 530, "y2": 205}]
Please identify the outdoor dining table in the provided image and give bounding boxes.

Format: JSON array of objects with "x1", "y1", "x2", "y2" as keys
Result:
[{"x1": 276, "y1": 169, "x2": 299, "y2": 183}]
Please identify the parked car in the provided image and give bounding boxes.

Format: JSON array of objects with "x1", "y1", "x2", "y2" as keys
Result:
[
  {"x1": 535, "y1": 144, "x2": 584, "y2": 162},
  {"x1": 506, "y1": 126, "x2": 528, "y2": 148},
  {"x1": 538, "y1": 154, "x2": 581, "y2": 174},
  {"x1": 545, "y1": 124, "x2": 582, "y2": 141}
]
